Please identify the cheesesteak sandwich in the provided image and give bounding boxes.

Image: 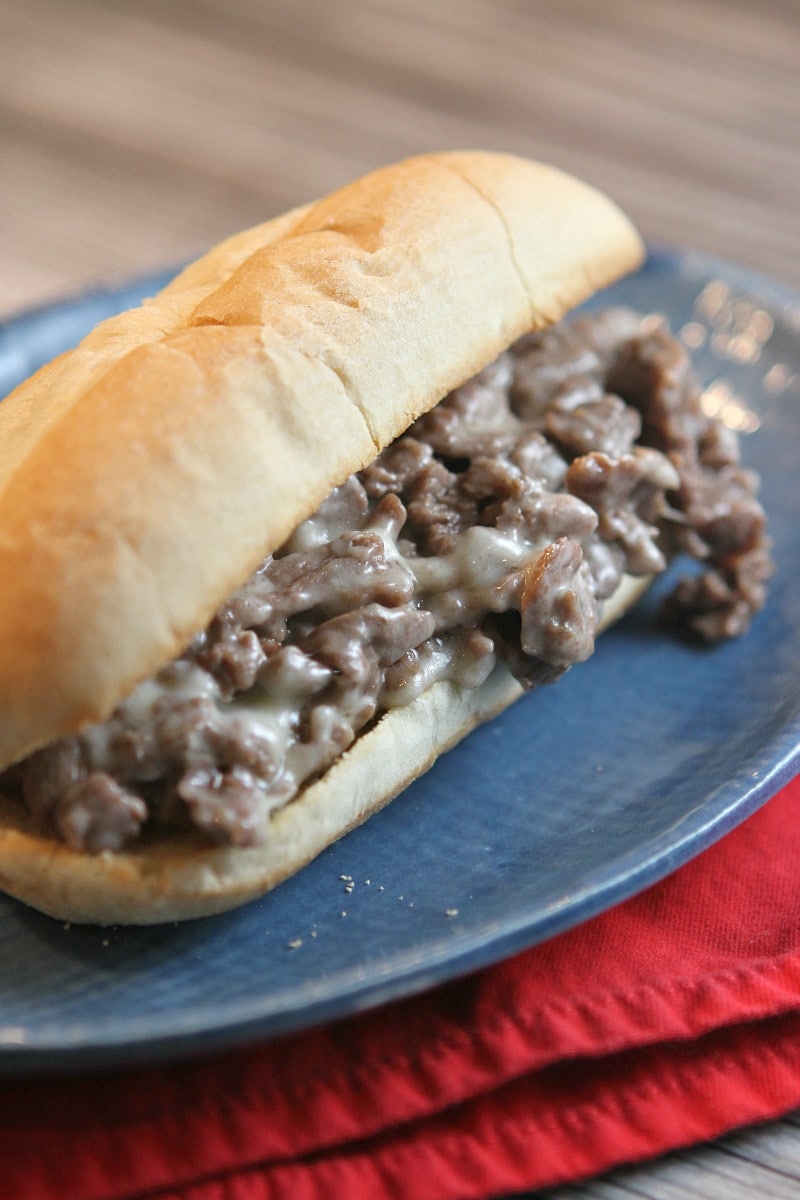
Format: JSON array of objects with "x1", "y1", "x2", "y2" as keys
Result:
[{"x1": 0, "y1": 152, "x2": 770, "y2": 924}]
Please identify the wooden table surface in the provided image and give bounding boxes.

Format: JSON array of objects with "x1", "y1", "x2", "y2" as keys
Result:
[{"x1": 1, "y1": 1, "x2": 799, "y2": 1195}]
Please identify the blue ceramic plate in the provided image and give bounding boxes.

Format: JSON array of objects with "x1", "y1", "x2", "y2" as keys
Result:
[{"x1": 1, "y1": 248, "x2": 798, "y2": 1074}]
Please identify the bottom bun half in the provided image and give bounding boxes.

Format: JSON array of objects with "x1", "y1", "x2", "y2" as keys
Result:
[{"x1": 0, "y1": 576, "x2": 648, "y2": 925}]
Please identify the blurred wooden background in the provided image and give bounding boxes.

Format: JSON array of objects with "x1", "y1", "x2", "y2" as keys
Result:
[
  {"x1": 0, "y1": 0, "x2": 798, "y2": 322},
  {"x1": 1, "y1": 1, "x2": 799, "y2": 1196}
]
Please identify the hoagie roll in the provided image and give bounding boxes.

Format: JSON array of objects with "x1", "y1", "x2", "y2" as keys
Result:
[{"x1": 0, "y1": 152, "x2": 770, "y2": 923}]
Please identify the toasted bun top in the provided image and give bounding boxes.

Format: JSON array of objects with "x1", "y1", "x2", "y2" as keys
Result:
[{"x1": 0, "y1": 151, "x2": 643, "y2": 769}]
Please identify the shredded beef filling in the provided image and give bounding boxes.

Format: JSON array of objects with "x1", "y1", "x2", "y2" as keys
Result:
[{"x1": 3, "y1": 309, "x2": 771, "y2": 851}]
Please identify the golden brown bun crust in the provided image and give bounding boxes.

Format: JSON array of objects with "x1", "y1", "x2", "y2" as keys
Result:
[
  {"x1": 0, "y1": 574, "x2": 649, "y2": 924},
  {"x1": 0, "y1": 151, "x2": 643, "y2": 770}
]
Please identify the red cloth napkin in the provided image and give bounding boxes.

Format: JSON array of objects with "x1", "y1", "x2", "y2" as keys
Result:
[{"x1": 6, "y1": 775, "x2": 800, "y2": 1200}]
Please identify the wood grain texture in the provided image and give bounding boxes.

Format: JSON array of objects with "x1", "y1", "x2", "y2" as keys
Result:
[
  {"x1": 538, "y1": 1117, "x2": 800, "y2": 1199},
  {"x1": 0, "y1": 0, "x2": 798, "y2": 1194},
  {"x1": 0, "y1": 0, "x2": 798, "y2": 320}
]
